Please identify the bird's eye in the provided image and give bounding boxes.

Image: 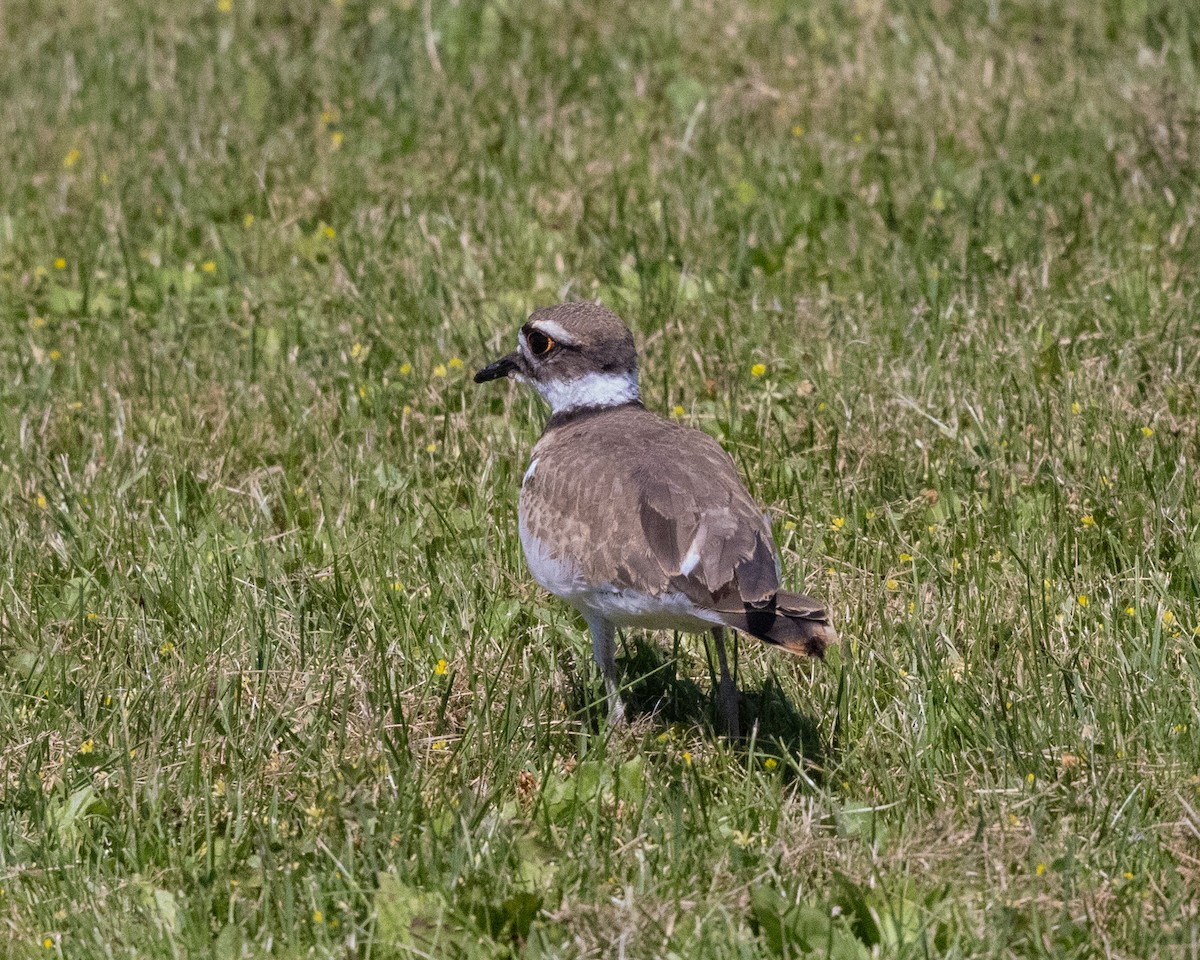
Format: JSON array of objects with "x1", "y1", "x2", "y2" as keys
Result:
[{"x1": 528, "y1": 330, "x2": 555, "y2": 356}]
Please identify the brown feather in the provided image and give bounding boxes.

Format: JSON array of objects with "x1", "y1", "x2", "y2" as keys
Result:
[
  {"x1": 707, "y1": 590, "x2": 837, "y2": 658},
  {"x1": 521, "y1": 405, "x2": 778, "y2": 604},
  {"x1": 520, "y1": 404, "x2": 835, "y2": 654}
]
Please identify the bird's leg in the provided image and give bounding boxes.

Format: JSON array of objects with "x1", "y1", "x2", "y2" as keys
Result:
[
  {"x1": 585, "y1": 615, "x2": 625, "y2": 726},
  {"x1": 711, "y1": 627, "x2": 740, "y2": 740}
]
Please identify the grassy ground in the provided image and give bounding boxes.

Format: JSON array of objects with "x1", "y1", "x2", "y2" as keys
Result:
[{"x1": 2, "y1": 0, "x2": 1199, "y2": 956}]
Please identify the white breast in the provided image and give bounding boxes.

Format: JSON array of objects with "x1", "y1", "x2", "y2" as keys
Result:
[{"x1": 518, "y1": 512, "x2": 587, "y2": 599}]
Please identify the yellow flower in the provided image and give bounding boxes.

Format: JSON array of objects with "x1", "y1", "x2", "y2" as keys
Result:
[
  {"x1": 201, "y1": 260, "x2": 216, "y2": 273},
  {"x1": 434, "y1": 658, "x2": 448, "y2": 676},
  {"x1": 865, "y1": 509, "x2": 877, "y2": 520},
  {"x1": 159, "y1": 641, "x2": 175, "y2": 655},
  {"x1": 750, "y1": 363, "x2": 766, "y2": 378},
  {"x1": 31, "y1": 316, "x2": 46, "y2": 329},
  {"x1": 320, "y1": 223, "x2": 336, "y2": 240},
  {"x1": 79, "y1": 739, "x2": 94, "y2": 754},
  {"x1": 350, "y1": 342, "x2": 363, "y2": 359},
  {"x1": 1025, "y1": 772, "x2": 1035, "y2": 784},
  {"x1": 425, "y1": 442, "x2": 437, "y2": 453},
  {"x1": 1123, "y1": 871, "x2": 1134, "y2": 881},
  {"x1": 63, "y1": 148, "x2": 81, "y2": 169},
  {"x1": 672, "y1": 405, "x2": 685, "y2": 417},
  {"x1": 43, "y1": 938, "x2": 54, "y2": 949},
  {"x1": 885, "y1": 578, "x2": 899, "y2": 591},
  {"x1": 217, "y1": 0, "x2": 232, "y2": 11},
  {"x1": 898, "y1": 552, "x2": 913, "y2": 563},
  {"x1": 830, "y1": 516, "x2": 845, "y2": 530},
  {"x1": 1125, "y1": 606, "x2": 1135, "y2": 616},
  {"x1": 357, "y1": 385, "x2": 366, "y2": 399},
  {"x1": 390, "y1": 580, "x2": 403, "y2": 591},
  {"x1": 763, "y1": 758, "x2": 777, "y2": 770},
  {"x1": 48, "y1": 349, "x2": 62, "y2": 361},
  {"x1": 1141, "y1": 425, "x2": 1154, "y2": 437},
  {"x1": 949, "y1": 558, "x2": 961, "y2": 573},
  {"x1": 783, "y1": 520, "x2": 796, "y2": 531},
  {"x1": 1008, "y1": 814, "x2": 1022, "y2": 827},
  {"x1": 1077, "y1": 595, "x2": 1089, "y2": 607},
  {"x1": 682, "y1": 751, "x2": 692, "y2": 765},
  {"x1": 1162, "y1": 610, "x2": 1175, "y2": 626},
  {"x1": 1081, "y1": 515, "x2": 1095, "y2": 527},
  {"x1": 35, "y1": 493, "x2": 47, "y2": 509},
  {"x1": 243, "y1": 213, "x2": 255, "y2": 228},
  {"x1": 1071, "y1": 401, "x2": 1081, "y2": 414},
  {"x1": 432, "y1": 363, "x2": 447, "y2": 378},
  {"x1": 399, "y1": 362, "x2": 412, "y2": 375},
  {"x1": 319, "y1": 108, "x2": 340, "y2": 125},
  {"x1": 1030, "y1": 172, "x2": 1041, "y2": 186},
  {"x1": 817, "y1": 401, "x2": 827, "y2": 411},
  {"x1": 312, "y1": 910, "x2": 324, "y2": 923},
  {"x1": 53, "y1": 258, "x2": 66, "y2": 270},
  {"x1": 791, "y1": 125, "x2": 804, "y2": 137},
  {"x1": 330, "y1": 131, "x2": 344, "y2": 150},
  {"x1": 1036, "y1": 863, "x2": 1046, "y2": 876},
  {"x1": 448, "y1": 357, "x2": 464, "y2": 369},
  {"x1": 432, "y1": 740, "x2": 447, "y2": 751}
]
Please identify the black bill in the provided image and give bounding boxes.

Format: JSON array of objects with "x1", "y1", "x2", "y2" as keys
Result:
[{"x1": 474, "y1": 352, "x2": 520, "y2": 383}]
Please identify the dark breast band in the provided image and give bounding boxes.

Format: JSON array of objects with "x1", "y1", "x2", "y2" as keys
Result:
[{"x1": 543, "y1": 400, "x2": 645, "y2": 433}]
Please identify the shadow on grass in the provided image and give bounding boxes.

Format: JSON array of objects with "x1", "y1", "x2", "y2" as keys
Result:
[{"x1": 566, "y1": 633, "x2": 827, "y2": 782}]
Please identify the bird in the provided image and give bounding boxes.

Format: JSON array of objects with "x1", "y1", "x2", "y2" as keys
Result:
[{"x1": 474, "y1": 301, "x2": 836, "y2": 737}]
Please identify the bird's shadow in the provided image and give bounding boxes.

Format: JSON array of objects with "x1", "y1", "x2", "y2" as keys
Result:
[{"x1": 567, "y1": 634, "x2": 827, "y2": 782}]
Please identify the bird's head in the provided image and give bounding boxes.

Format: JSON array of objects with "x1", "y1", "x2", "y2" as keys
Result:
[{"x1": 474, "y1": 302, "x2": 640, "y2": 415}]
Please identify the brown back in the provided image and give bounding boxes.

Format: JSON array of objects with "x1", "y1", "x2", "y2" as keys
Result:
[{"x1": 519, "y1": 404, "x2": 781, "y2": 609}]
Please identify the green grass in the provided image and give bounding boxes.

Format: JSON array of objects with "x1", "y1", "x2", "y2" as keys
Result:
[{"x1": 2, "y1": 0, "x2": 1199, "y2": 956}]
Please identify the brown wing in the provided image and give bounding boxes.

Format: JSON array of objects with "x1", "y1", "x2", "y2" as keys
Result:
[
  {"x1": 520, "y1": 406, "x2": 780, "y2": 605},
  {"x1": 633, "y1": 435, "x2": 780, "y2": 607}
]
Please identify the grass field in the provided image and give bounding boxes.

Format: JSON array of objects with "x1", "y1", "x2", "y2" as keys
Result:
[{"x1": 2, "y1": 0, "x2": 1200, "y2": 956}]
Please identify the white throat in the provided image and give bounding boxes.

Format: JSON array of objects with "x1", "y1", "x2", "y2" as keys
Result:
[{"x1": 535, "y1": 371, "x2": 640, "y2": 415}]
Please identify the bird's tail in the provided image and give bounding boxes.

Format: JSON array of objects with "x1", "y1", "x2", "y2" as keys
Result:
[{"x1": 715, "y1": 590, "x2": 837, "y2": 658}]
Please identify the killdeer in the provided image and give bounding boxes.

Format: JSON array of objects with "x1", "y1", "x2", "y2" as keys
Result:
[{"x1": 475, "y1": 302, "x2": 836, "y2": 736}]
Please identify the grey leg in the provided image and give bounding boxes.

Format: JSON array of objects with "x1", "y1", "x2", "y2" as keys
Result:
[
  {"x1": 711, "y1": 627, "x2": 740, "y2": 739},
  {"x1": 585, "y1": 615, "x2": 625, "y2": 726}
]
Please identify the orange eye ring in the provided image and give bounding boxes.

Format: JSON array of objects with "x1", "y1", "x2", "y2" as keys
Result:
[{"x1": 528, "y1": 330, "x2": 555, "y2": 356}]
